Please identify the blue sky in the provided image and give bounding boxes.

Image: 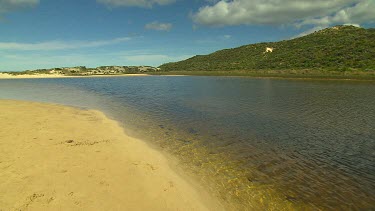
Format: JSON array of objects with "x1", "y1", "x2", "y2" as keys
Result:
[{"x1": 1, "y1": 0, "x2": 374, "y2": 71}]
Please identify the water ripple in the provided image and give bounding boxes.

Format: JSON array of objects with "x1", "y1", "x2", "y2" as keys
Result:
[{"x1": 1, "y1": 77, "x2": 374, "y2": 210}]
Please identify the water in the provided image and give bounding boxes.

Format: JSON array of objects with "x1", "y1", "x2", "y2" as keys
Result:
[{"x1": 1, "y1": 76, "x2": 374, "y2": 210}]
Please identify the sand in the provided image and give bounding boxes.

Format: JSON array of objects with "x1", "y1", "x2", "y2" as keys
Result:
[
  {"x1": 0, "y1": 100, "x2": 222, "y2": 210},
  {"x1": 0, "y1": 73, "x2": 67, "y2": 79},
  {"x1": 0, "y1": 73, "x2": 149, "y2": 79}
]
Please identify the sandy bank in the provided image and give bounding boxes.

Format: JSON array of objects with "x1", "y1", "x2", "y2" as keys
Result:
[
  {"x1": 0, "y1": 100, "x2": 222, "y2": 210},
  {"x1": 0, "y1": 73, "x2": 149, "y2": 79},
  {"x1": 0, "y1": 73, "x2": 68, "y2": 79}
]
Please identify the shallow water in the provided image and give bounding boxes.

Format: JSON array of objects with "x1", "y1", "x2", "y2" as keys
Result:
[{"x1": 1, "y1": 76, "x2": 374, "y2": 210}]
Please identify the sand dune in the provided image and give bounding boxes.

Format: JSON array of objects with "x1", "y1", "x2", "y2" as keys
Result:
[
  {"x1": 0, "y1": 73, "x2": 149, "y2": 79},
  {"x1": 0, "y1": 73, "x2": 68, "y2": 79},
  {"x1": 0, "y1": 100, "x2": 222, "y2": 210}
]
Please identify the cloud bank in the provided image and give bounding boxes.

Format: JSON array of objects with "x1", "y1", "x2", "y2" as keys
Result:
[
  {"x1": 193, "y1": 0, "x2": 375, "y2": 28},
  {"x1": 0, "y1": 37, "x2": 131, "y2": 51},
  {"x1": 0, "y1": 51, "x2": 193, "y2": 71},
  {"x1": 97, "y1": 0, "x2": 175, "y2": 8},
  {"x1": 145, "y1": 21, "x2": 173, "y2": 31},
  {"x1": 0, "y1": 0, "x2": 39, "y2": 17}
]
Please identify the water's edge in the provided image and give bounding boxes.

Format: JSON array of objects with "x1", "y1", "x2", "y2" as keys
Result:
[{"x1": 1, "y1": 76, "x2": 374, "y2": 210}]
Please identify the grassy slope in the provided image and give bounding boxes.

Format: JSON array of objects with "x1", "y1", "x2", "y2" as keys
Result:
[{"x1": 159, "y1": 26, "x2": 375, "y2": 78}]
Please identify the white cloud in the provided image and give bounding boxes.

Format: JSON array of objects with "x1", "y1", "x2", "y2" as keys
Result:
[
  {"x1": 296, "y1": 0, "x2": 375, "y2": 27},
  {"x1": 193, "y1": 0, "x2": 375, "y2": 28},
  {"x1": 145, "y1": 21, "x2": 172, "y2": 31},
  {"x1": 293, "y1": 25, "x2": 327, "y2": 38},
  {"x1": 0, "y1": 37, "x2": 131, "y2": 51},
  {"x1": 0, "y1": 0, "x2": 39, "y2": 17},
  {"x1": 0, "y1": 53, "x2": 95, "y2": 70},
  {"x1": 343, "y1": 23, "x2": 361, "y2": 27},
  {"x1": 222, "y1": 35, "x2": 231, "y2": 39},
  {"x1": 97, "y1": 0, "x2": 175, "y2": 8},
  {"x1": 204, "y1": 0, "x2": 220, "y2": 3}
]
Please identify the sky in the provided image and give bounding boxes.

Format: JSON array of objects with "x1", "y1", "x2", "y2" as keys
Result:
[{"x1": 0, "y1": 0, "x2": 374, "y2": 71}]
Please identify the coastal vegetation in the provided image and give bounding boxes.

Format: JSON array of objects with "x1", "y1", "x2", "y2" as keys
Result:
[
  {"x1": 158, "y1": 25, "x2": 375, "y2": 79},
  {"x1": 2, "y1": 66, "x2": 160, "y2": 76},
  {"x1": 2, "y1": 26, "x2": 374, "y2": 80}
]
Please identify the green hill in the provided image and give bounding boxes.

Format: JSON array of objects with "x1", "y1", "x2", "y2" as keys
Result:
[{"x1": 159, "y1": 26, "x2": 375, "y2": 75}]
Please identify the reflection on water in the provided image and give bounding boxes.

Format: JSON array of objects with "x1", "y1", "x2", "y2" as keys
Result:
[{"x1": 1, "y1": 76, "x2": 374, "y2": 210}]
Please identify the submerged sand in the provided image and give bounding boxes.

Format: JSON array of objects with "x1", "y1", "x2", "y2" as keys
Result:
[{"x1": 0, "y1": 100, "x2": 222, "y2": 210}]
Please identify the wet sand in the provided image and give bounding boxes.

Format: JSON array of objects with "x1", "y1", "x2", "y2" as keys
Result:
[{"x1": 0, "y1": 100, "x2": 222, "y2": 210}]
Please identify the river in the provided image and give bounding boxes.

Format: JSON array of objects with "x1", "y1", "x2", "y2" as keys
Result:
[{"x1": 1, "y1": 76, "x2": 374, "y2": 210}]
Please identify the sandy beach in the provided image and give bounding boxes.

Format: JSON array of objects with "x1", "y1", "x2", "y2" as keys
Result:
[
  {"x1": 0, "y1": 100, "x2": 222, "y2": 210},
  {"x1": 0, "y1": 73, "x2": 149, "y2": 79},
  {"x1": 0, "y1": 73, "x2": 68, "y2": 79}
]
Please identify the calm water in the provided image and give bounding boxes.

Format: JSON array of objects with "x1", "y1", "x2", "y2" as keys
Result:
[{"x1": 1, "y1": 76, "x2": 374, "y2": 210}]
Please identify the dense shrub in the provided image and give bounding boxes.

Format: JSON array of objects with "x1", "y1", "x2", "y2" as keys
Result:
[{"x1": 159, "y1": 26, "x2": 375, "y2": 72}]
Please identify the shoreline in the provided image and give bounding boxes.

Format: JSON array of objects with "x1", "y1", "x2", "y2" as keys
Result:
[
  {"x1": 0, "y1": 99, "x2": 223, "y2": 210},
  {"x1": 149, "y1": 71, "x2": 375, "y2": 81},
  {"x1": 0, "y1": 71, "x2": 375, "y2": 82},
  {"x1": 0, "y1": 73, "x2": 150, "y2": 79}
]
